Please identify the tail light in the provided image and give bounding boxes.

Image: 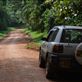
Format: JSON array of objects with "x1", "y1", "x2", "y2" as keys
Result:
[
  {"x1": 52, "y1": 45, "x2": 63, "y2": 53},
  {"x1": 76, "y1": 50, "x2": 82, "y2": 57}
]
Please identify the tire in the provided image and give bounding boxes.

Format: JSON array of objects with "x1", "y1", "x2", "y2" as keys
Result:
[
  {"x1": 46, "y1": 57, "x2": 57, "y2": 79},
  {"x1": 39, "y1": 50, "x2": 45, "y2": 68}
]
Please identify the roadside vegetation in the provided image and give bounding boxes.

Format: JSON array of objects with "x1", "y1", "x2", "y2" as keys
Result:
[
  {"x1": 0, "y1": 0, "x2": 82, "y2": 50},
  {"x1": 0, "y1": 30, "x2": 8, "y2": 39},
  {"x1": 0, "y1": 27, "x2": 15, "y2": 40},
  {"x1": 24, "y1": 28, "x2": 47, "y2": 50}
]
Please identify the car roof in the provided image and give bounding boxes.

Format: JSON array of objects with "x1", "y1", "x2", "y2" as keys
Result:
[{"x1": 52, "y1": 26, "x2": 82, "y2": 30}]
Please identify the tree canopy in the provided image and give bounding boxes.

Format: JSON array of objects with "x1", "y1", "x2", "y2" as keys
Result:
[{"x1": 0, "y1": 0, "x2": 82, "y2": 31}]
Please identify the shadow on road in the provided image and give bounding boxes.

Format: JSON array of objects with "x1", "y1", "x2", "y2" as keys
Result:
[
  {"x1": 0, "y1": 37, "x2": 32, "y2": 45},
  {"x1": 0, "y1": 57, "x2": 82, "y2": 82},
  {"x1": 0, "y1": 29, "x2": 33, "y2": 45},
  {"x1": 51, "y1": 72, "x2": 82, "y2": 82}
]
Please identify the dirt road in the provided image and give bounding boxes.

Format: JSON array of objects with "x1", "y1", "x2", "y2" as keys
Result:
[
  {"x1": 0, "y1": 29, "x2": 55, "y2": 82},
  {"x1": 0, "y1": 29, "x2": 82, "y2": 82}
]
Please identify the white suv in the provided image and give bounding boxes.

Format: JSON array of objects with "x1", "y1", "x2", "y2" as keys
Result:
[{"x1": 39, "y1": 26, "x2": 82, "y2": 79}]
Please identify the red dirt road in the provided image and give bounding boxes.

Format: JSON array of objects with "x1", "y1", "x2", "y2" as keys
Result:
[{"x1": 0, "y1": 29, "x2": 54, "y2": 82}]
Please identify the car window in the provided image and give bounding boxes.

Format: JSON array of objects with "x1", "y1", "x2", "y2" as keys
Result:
[
  {"x1": 61, "y1": 29, "x2": 82, "y2": 43},
  {"x1": 47, "y1": 29, "x2": 59, "y2": 42}
]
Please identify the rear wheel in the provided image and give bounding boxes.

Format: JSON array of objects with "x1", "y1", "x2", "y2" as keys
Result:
[
  {"x1": 46, "y1": 57, "x2": 57, "y2": 79},
  {"x1": 39, "y1": 50, "x2": 45, "y2": 68}
]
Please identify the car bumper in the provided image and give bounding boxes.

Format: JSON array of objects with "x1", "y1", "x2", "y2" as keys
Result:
[{"x1": 49, "y1": 53, "x2": 82, "y2": 72}]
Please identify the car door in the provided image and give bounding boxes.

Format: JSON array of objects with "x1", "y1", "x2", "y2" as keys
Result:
[{"x1": 41, "y1": 29, "x2": 59, "y2": 58}]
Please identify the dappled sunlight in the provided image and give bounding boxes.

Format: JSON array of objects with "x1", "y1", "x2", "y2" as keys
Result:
[
  {"x1": 0, "y1": 29, "x2": 32, "y2": 45},
  {"x1": 0, "y1": 37, "x2": 31, "y2": 45},
  {"x1": 0, "y1": 0, "x2": 82, "y2": 81}
]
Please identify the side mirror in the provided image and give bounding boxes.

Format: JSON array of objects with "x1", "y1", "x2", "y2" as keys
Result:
[{"x1": 41, "y1": 37, "x2": 47, "y2": 41}]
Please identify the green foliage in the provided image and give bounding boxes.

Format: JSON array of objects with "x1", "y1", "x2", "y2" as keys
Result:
[
  {"x1": 0, "y1": 0, "x2": 9, "y2": 30},
  {"x1": 0, "y1": 28, "x2": 11, "y2": 39},
  {"x1": 24, "y1": 28, "x2": 47, "y2": 43},
  {"x1": 0, "y1": 0, "x2": 82, "y2": 32},
  {"x1": 5, "y1": 0, "x2": 25, "y2": 25},
  {"x1": 22, "y1": 0, "x2": 82, "y2": 32}
]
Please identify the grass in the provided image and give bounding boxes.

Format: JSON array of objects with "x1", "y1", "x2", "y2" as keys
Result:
[
  {"x1": 26, "y1": 42, "x2": 40, "y2": 51},
  {"x1": 24, "y1": 28, "x2": 48, "y2": 50},
  {"x1": 0, "y1": 27, "x2": 14, "y2": 39},
  {"x1": 0, "y1": 30, "x2": 9, "y2": 39}
]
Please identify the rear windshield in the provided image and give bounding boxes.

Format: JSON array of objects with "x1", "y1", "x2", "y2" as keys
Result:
[{"x1": 61, "y1": 29, "x2": 82, "y2": 43}]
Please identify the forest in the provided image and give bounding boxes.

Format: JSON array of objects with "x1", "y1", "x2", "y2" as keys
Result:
[{"x1": 0, "y1": 0, "x2": 82, "y2": 32}]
